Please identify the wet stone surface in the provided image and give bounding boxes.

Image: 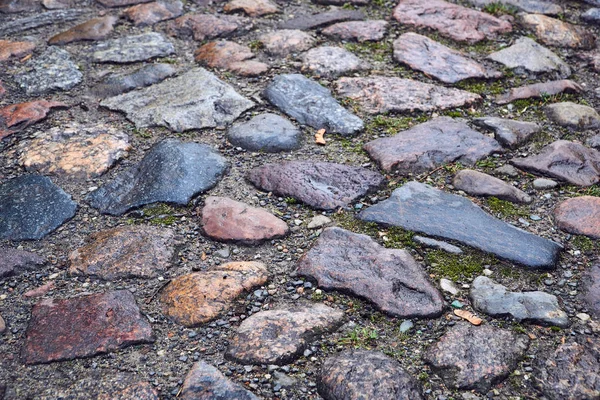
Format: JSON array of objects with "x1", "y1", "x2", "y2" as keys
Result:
[
  {"x1": 247, "y1": 161, "x2": 384, "y2": 210},
  {"x1": 227, "y1": 113, "x2": 301, "y2": 152},
  {"x1": 92, "y1": 32, "x2": 175, "y2": 63},
  {"x1": 318, "y1": 350, "x2": 424, "y2": 400},
  {"x1": 14, "y1": 47, "x2": 82, "y2": 95},
  {"x1": 297, "y1": 227, "x2": 445, "y2": 318},
  {"x1": 581, "y1": 264, "x2": 600, "y2": 318},
  {"x1": 22, "y1": 290, "x2": 154, "y2": 364},
  {"x1": 359, "y1": 181, "x2": 562, "y2": 268},
  {"x1": 88, "y1": 139, "x2": 227, "y2": 215},
  {"x1": 0, "y1": 175, "x2": 77, "y2": 241}
]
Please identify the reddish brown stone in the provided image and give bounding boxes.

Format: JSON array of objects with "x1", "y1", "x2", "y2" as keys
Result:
[
  {"x1": 160, "y1": 262, "x2": 268, "y2": 327},
  {"x1": 322, "y1": 20, "x2": 388, "y2": 42},
  {"x1": 453, "y1": 170, "x2": 531, "y2": 203},
  {"x1": 69, "y1": 225, "x2": 178, "y2": 280},
  {"x1": 124, "y1": 1, "x2": 183, "y2": 26},
  {"x1": 223, "y1": 0, "x2": 278, "y2": 17},
  {"x1": 259, "y1": 30, "x2": 315, "y2": 56},
  {"x1": 0, "y1": 245, "x2": 45, "y2": 278},
  {"x1": 393, "y1": 0, "x2": 512, "y2": 43},
  {"x1": 98, "y1": 381, "x2": 158, "y2": 400},
  {"x1": 228, "y1": 60, "x2": 269, "y2": 76},
  {"x1": 0, "y1": 40, "x2": 35, "y2": 62},
  {"x1": 168, "y1": 13, "x2": 250, "y2": 41},
  {"x1": 226, "y1": 304, "x2": 344, "y2": 365},
  {"x1": 554, "y1": 196, "x2": 600, "y2": 239},
  {"x1": 495, "y1": 80, "x2": 583, "y2": 105},
  {"x1": 181, "y1": 362, "x2": 259, "y2": 400},
  {"x1": 335, "y1": 76, "x2": 481, "y2": 114},
  {"x1": 97, "y1": 0, "x2": 152, "y2": 7},
  {"x1": 194, "y1": 41, "x2": 267, "y2": 76},
  {"x1": 48, "y1": 16, "x2": 117, "y2": 45},
  {"x1": 23, "y1": 282, "x2": 56, "y2": 298},
  {"x1": 201, "y1": 196, "x2": 288, "y2": 244},
  {"x1": 0, "y1": 100, "x2": 66, "y2": 140},
  {"x1": 511, "y1": 140, "x2": 600, "y2": 186},
  {"x1": 297, "y1": 227, "x2": 444, "y2": 318},
  {"x1": 521, "y1": 13, "x2": 595, "y2": 49},
  {"x1": 22, "y1": 290, "x2": 154, "y2": 364}
]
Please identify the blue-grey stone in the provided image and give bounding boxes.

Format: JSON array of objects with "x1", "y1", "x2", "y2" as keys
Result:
[
  {"x1": 88, "y1": 139, "x2": 228, "y2": 215},
  {"x1": 227, "y1": 113, "x2": 301, "y2": 153},
  {"x1": 0, "y1": 175, "x2": 77, "y2": 240},
  {"x1": 264, "y1": 74, "x2": 363, "y2": 136},
  {"x1": 15, "y1": 47, "x2": 82, "y2": 95},
  {"x1": 358, "y1": 181, "x2": 562, "y2": 268},
  {"x1": 92, "y1": 32, "x2": 175, "y2": 63},
  {"x1": 94, "y1": 63, "x2": 177, "y2": 97},
  {"x1": 582, "y1": 8, "x2": 600, "y2": 24}
]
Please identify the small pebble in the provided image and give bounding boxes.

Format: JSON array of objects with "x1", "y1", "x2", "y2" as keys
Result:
[
  {"x1": 451, "y1": 300, "x2": 464, "y2": 309},
  {"x1": 399, "y1": 320, "x2": 414, "y2": 333}
]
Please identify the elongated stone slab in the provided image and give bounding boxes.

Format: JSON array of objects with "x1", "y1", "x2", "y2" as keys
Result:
[
  {"x1": 88, "y1": 139, "x2": 227, "y2": 215},
  {"x1": 335, "y1": 77, "x2": 481, "y2": 114},
  {"x1": 495, "y1": 80, "x2": 583, "y2": 104},
  {"x1": 247, "y1": 161, "x2": 384, "y2": 210},
  {"x1": 92, "y1": 32, "x2": 174, "y2": 63},
  {"x1": 467, "y1": 0, "x2": 562, "y2": 15},
  {"x1": 0, "y1": 9, "x2": 87, "y2": 36},
  {"x1": 22, "y1": 290, "x2": 154, "y2": 364},
  {"x1": 0, "y1": 175, "x2": 77, "y2": 240},
  {"x1": 94, "y1": 63, "x2": 177, "y2": 97},
  {"x1": 453, "y1": 169, "x2": 531, "y2": 203},
  {"x1": 264, "y1": 74, "x2": 363, "y2": 136},
  {"x1": 471, "y1": 276, "x2": 569, "y2": 327},
  {"x1": 279, "y1": 9, "x2": 364, "y2": 30},
  {"x1": 48, "y1": 15, "x2": 117, "y2": 45},
  {"x1": 101, "y1": 68, "x2": 253, "y2": 132},
  {"x1": 393, "y1": 33, "x2": 500, "y2": 83},
  {"x1": 393, "y1": 0, "x2": 512, "y2": 43},
  {"x1": 358, "y1": 181, "x2": 562, "y2": 268},
  {"x1": 297, "y1": 227, "x2": 444, "y2": 318}
]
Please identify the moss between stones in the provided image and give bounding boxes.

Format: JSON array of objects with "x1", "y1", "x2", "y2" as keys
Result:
[
  {"x1": 332, "y1": 212, "x2": 417, "y2": 249},
  {"x1": 338, "y1": 325, "x2": 380, "y2": 349},
  {"x1": 486, "y1": 197, "x2": 529, "y2": 218},
  {"x1": 365, "y1": 114, "x2": 430, "y2": 136},
  {"x1": 425, "y1": 249, "x2": 496, "y2": 281},
  {"x1": 344, "y1": 41, "x2": 392, "y2": 62}
]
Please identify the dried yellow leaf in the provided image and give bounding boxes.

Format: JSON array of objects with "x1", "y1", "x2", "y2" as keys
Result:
[
  {"x1": 315, "y1": 129, "x2": 326, "y2": 145},
  {"x1": 454, "y1": 309, "x2": 483, "y2": 326}
]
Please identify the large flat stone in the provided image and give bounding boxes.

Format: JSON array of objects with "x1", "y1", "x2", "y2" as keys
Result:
[
  {"x1": 160, "y1": 262, "x2": 268, "y2": 326},
  {"x1": 521, "y1": 13, "x2": 595, "y2": 49},
  {"x1": 0, "y1": 246, "x2": 45, "y2": 278},
  {"x1": 473, "y1": 117, "x2": 540, "y2": 149},
  {"x1": 14, "y1": 47, "x2": 82, "y2": 95},
  {"x1": 393, "y1": 0, "x2": 512, "y2": 43},
  {"x1": 471, "y1": 276, "x2": 569, "y2": 327},
  {"x1": 554, "y1": 196, "x2": 600, "y2": 239},
  {"x1": 226, "y1": 304, "x2": 344, "y2": 365},
  {"x1": 393, "y1": 33, "x2": 500, "y2": 83},
  {"x1": 247, "y1": 161, "x2": 384, "y2": 210},
  {"x1": 87, "y1": 139, "x2": 227, "y2": 215},
  {"x1": 511, "y1": 140, "x2": 600, "y2": 186},
  {"x1": 227, "y1": 113, "x2": 301, "y2": 152},
  {"x1": 124, "y1": 1, "x2": 183, "y2": 26},
  {"x1": 364, "y1": 117, "x2": 502, "y2": 174},
  {"x1": 101, "y1": 68, "x2": 253, "y2": 132},
  {"x1": 297, "y1": 227, "x2": 444, "y2": 318},
  {"x1": 194, "y1": 40, "x2": 268, "y2": 77},
  {"x1": 335, "y1": 77, "x2": 481, "y2": 114},
  {"x1": 467, "y1": 0, "x2": 562, "y2": 15},
  {"x1": 69, "y1": 225, "x2": 178, "y2": 280},
  {"x1": 279, "y1": 9, "x2": 365, "y2": 30},
  {"x1": 318, "y1": 350, "x2": 424, "y2": 400},
  {"x1": 22, "y1": 290, "x2": 154, "y2": 364},
  {"x1": 0, "y1": 9, "x2": 87, "y2": 36},
  {"x1": 0, "y1": 175, "x2": 77, "y2": 240},
  {"x1": 181, "y1": 361, "x2": 259, "y2": 400},
  {"x1": 259, "y1": 30, "x2": 315, "y2": 56},
  {"x1": 264, "y1": 74, "x2": 363, "y2": 136},
  {"x1": 358, "y1": 181, "x2": 562, "y2": 268},
  {"x1": 453, "y1": 169, "x2": 531, "y2": 203},
  {"x1": 92, "y1": 33, "x2": 175, "y2": 63},
  {"x1": 223, "y1": 0, "x2": 277, "y2": 17},
  {"x1": 0, "y1": 100, "x2": 66, "y2": 140},
  {"x1": 424, "y1": 323, "x2": 529, "y2": 392}
]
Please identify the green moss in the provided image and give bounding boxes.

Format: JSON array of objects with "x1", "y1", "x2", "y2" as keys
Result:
[
  {"x1": 142, "y1": 203, "x2": 178, "y2": 226},
  {"x1": 550, "y1": 326, "x2": 561, "y2": 332},
  {"x1": 572, "y1": 235, "x2": 597, "y2": 253},
  {"x1": 486, "y1": 197, "x2": 528, "y2": 218},
  {"x1": 338, "y1": 326, "x2": 379, "y2": 348},
  {"x1": 482, "y1": 2, "x2": 518, "y2": 15},
  {"x1": 248, "y1": 40, "x2": 263, "y2": 51},
  {"x1": 332, "y1": 212, "x2": 417, "y2": 249},
  {"x1": 418, "y1": 372, "x2": 429, "y2": 381},
  {"x1": 444, "y1": 110, "x2": 463, "y2": 118},
  {"x1": 341, "y1": 2, "x2": 355, "y2": 9},
  {"x1": 513, "y1": 324, "x2": 527, "y2": 334},
  {"x1": 339, "y1": 138, "x2": 365, "y2": 155},
  {"x1": 345, "y1": 41, "x2": 392, "y2": 62},
  {"x1": 365, "y1": 114, "x2": 429, "y2": 135},
  {"x1": 455, "y1": 79, "x2": 505, "y2": 95},
  {"x1": 132, "y1": 127, "x2": 152, "y2": 139},
  {"x1": 476, "y1": 158, "x2": 497, "y2": 169},
  {"x1": 425, "y1": 249, "x2": 495, "y2": 281},
  {"x1": 284, "y1": 197, "x2": 298, "y2": 205}
]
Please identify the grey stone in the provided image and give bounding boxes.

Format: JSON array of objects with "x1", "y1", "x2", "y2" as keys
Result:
[
  {"x1": 247, "y1": 161, "x2": 384, "y2": 210},
  {"x1": 307, "y1": 215, "x2": 332, "y2": 229},
  {"x1": 471, "y1": 276, "x2": 569, "y2": 327},
  {"x1": 467, "y1": 0, "x2": 562, "y2": 15},
  {"x1": 364, "y1": 117, "x2": 502, "y2": 174},
  {"x1": 495, "y1": 164, "x2": 519, "y2": 177},
  {"x1": 279, "y1": 9, "x2": 365, "y2": 30},
  {"x1": 180, "y1": 361, "x2": 259, "y2": 400},
  {"x1": 545, "y1": 102, "x2": 600, "y2": 130},
  {"x1": 0, "y1": 175, "x2": 77, "y2": 240},
  {"x1": 358, "y1": 181, "x2": 562, "y2": 268},
  {"x1": 425, "y1": 323, "x2": 529, "y2": 393},
  {"x1": 473, "y1": 117, "x2": 540, "y2": 149},
  {"x1": 227, "y1": 113, "x2": 301, "y2": 153},
  {"x1": 88, "y1": 139, "x2": 227, "y2": 215},
  {"x1": 297, "y1": 227, "x2": 445, "y2": 318},
  {"x1": 94, "y1": 63, "x2": 177, "y2": 97},
  {"x1": 453, "y1": 169, "x2": 532, "y2": 203},
  {"x1": 101, "y1": 68, "x2": 254, "y2": 132},
  {"x1": 582, "y1": 8, "x2": 600, "y2": 24},
  {"x1": 318, "y1": 350, "x2": 424, "y2": 400},
  {"x1": 302, "y1": 46, "x2": 370, "y2": 78},
  {"x1": 92, "y1": 33, "x2": 175, "y2": 63},
  {"x1": 488, "y1": 37, "x2": 570, "y2": 78},
  {"x1": 533, "y1": 178, "x2": 558, "y2": 189},
  {"x1": 321, "y1": 20, "x2": 388, "y2": 43},
  {"x1": 15, "y1": 47, "x2": 82, "y2": 95},
  {"x1": 511, "y1": 140, "x2": 600, "y2": 186},
  {"x1": 0, "y1": 246, "x2": 45, "y2": 278},
  {"x1": 0, "y1": 9, "x2": 86, "y2": 36},
  {"x1": 264, "y1": 74, "x2": 363, "y2": 136},
  {"x1": 440, "y1": 278, "x2": 460, "y2": 295},
  {"x1": 259, "y1": 30, "x2": 315, "y2": 57},
  {"x1": 587, "y1": 134, "x2": 600, "y2": 149},
  {"x1": 413, "y1": 236, "x2": 463, "y2": 254},
  {"x1": 393, "y1": 32, "x2": 500, "y2": 83}
]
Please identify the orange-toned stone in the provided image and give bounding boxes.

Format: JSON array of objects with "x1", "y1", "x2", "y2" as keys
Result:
[
  {"x1": 194, "y1": 40, "x2": 254, "y2": 69},
  {"x1": 160, "y1": 262, "x2": 268, "y2": 327},
  {"x1": 124, "y1": 1, "x2": 183, "y2": 26},
  {"x1": 0, "y1": 40, "x2": 35, "y2": 61},
  {"x1": 201, "y1": 196, "x2": 288, "y2": 244},
  {"x1": 23, "y1": 281, "x2": 55, "y2": 298},
  {"x1": 554, "y1": 196, "x2": 600, "y2": 239},
  {"x1": 223, "y1": 0, "x2": 278, "y2": 17},
  {"x1": 0, "y1": 100, "x2": 66, "y2": 140},
  {"x1": 48, "y1": 16, "x2": 117, "y2": 45}
]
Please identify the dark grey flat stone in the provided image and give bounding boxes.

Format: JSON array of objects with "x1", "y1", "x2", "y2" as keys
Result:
[
  {"x1": 87, "y1": 139, "x2": 227, "y2": 215},
  {"x1": 0, "y1": 175, "x2": 77, "y2": 240},
  {"x1": 279, "y1": 9, "x2": 365, "y2": 30},
  {"x1": 227, "y1": 113, "x2": 301, "y2": 152},
  {"x1": 14, "y1": 47, "x2": 82, "y2": 95},
  {"x1": 264, "y1": 74, "x2": 363, "y2": 136},
  {"x1": 91, "y1": 32, "x2": 175, "y2": 63},
  {"x1": 94, "y1": 63, "x2": 177, "y2": 97},
  {"x1": 358, "y1": 181, "x2": 562, "y2": 268},
  {"x1": 473, "y1": 117, "x2": 540, "y2": 149},
  {"x1": 0, "y1": 9, "x2": 87, "y2": 36}
]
